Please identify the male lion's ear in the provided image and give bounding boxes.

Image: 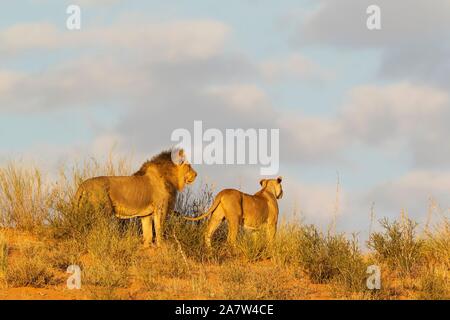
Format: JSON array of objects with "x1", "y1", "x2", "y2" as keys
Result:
[
  {"x1": 171, "y1": 148, "x2": 185, "y2": 165},
  {"x1": 178, "y1": 149, "x2": 185, "y2": 162},
  {"x1": 260, "y1": 179, "x2": 267, "y2": 187},
  {"x1": 277, "y1": 176, "x2": 283, "y2": 184}
]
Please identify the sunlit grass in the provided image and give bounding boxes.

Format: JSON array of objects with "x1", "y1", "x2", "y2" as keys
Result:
[{"x1": 0, "y1": 158, "x2": 448, "y2": 299}]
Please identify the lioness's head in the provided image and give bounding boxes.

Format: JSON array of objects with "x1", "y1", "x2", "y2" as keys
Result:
[{"x1": 260, "y1": 176, "x2": 283, "y2": 199}]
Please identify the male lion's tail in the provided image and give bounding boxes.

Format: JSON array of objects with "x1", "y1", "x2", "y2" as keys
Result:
[{"x1": 183, "y1": 195, "x2": 222, "y2": 221}]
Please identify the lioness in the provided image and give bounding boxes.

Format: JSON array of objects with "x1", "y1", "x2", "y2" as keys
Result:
[
  {"x1": 185, "y1": 177, "x2": 283, "y2": 248},
  {"x1": 75, "y1": 149, "x2": 197, "y2": 247}
]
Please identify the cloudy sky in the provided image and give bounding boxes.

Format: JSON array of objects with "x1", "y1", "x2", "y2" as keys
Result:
[{"x1": 1, "y1": 0, "x2": 450, "y2": 238}]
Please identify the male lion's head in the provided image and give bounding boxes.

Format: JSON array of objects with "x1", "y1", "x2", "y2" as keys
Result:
[
  {"x1": 260, "y1": 176, "x2": 283, "y2": 199},
  {"x1": 171, "y1": 149, "x2": 197, "y2": 190},
  {"x1": 134, "y1": 149, "x2": 197, "y2": 191}
]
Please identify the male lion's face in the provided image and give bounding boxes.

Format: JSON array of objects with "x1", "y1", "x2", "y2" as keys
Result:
[
  {"x1": 178, "y1": 162, "x2": 197, "y2": 189},
  {"x1": 171, "y1": 148, "x2": 197, "y2": 190}
]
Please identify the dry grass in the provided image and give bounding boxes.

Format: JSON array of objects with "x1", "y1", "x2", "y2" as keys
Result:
[
  {"x1": 220, "y1": 261, "x2": 296, "y2": 299},
  {"x1": 0, "y1": 164, "x2": 48, "y2": 232},
  {"x1": 5, "y1": 244, "x2": 57, "y2": 288},
  {"x1": 0, "y1": 158, "x2": 449, "y2": 299},
  {"x1": 0, "y1": 233, "x2": 8, "y2": 285},
  {"x1": 82, "y1": 217, "x2": 140, "y2": 289},
  {"x1": 423, "y1": 218, "x2": 450, "y2": 269},
  {"x1": 368, "y1": 217, "x2": 424, "y2": 276},
  {"x1": 417, "y1": 268, "x2": 449, "y2": 300}
]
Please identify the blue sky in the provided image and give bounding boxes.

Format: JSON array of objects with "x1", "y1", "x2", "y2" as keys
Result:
[{"x1": 1, "y1": 0, "x2": 450, "y2": 238}]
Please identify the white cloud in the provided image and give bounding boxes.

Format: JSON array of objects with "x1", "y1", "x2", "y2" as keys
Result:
[
  {"x1": 298, "y1": 0, "x2": 450, "y2": 48},
  {"x1": 281, "y1": 177, "x2": 347, "y2": 226},
  {"x1": 0, "y1": 20, "x2": 230, "y2": 61},
  {"x1": 32, "y1": 0, "x2": 123, "y2": 6},
  {"x1": 204, "y1": 84, "x2": 272, "y2": 113},
  {"x1": 0, "y1": 19, "x2": 231, "y2": 111},
  {"x1": 0, "y1": 23, "x2": 61, "y2": 54},
  {"x1": 364, "y1": 170, "x2": 450, "y2": 222},
  {"x1": 260, "y1": 53, "x2": 333, "y2": 82},
  {"x1": 0, "y1": 70, "x2": 23, "y2": 94},
  {"x1": 74, "y1": 0, "x2": 123, "y2": 6},
  {"x1": 296, "y1": 0, "x2": 450, "y2": 88},
  {"x1": 341, "y1": 82, "x2": 450, "y2": 167},
  {"x1": 279, "y1": 112, "x2": 345, "y2": 162},
  {"x1": 0, "y1": 18, "x2": 345, "y2": 166},
  {"x1": 342, "y1": 82, "x2": 448, "y2": 142}
]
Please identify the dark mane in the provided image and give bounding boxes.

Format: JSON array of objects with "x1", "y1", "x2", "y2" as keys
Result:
[{"x1": 133, "y1": 150, "x2": 175, "y2": 176}]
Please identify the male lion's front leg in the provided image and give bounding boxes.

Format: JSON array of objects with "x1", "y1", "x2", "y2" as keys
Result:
[
  {"x1": 141, "y1": 215, "x2": 154, "y2": 247},
  {"x1": 153, "y1": 209, "x2": 165, "y2": 247},
  {"x1": 154, "y1": 202, "x2": 170, "y2": 247}
]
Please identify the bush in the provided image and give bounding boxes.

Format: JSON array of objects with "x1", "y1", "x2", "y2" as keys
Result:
[
  {"x1": 269, "y1": 224, "x2": 304, "y2": 267},
  {"x1": 295, "y1": 225, "x2": 367, "y2": 291},
  {"x1": 417, "y1": 268, "x2": 450, "y2": 300},
  {"x1": 45, "y1": 239, "x2": 84, "y2": 271},
  {"x1": 83, "y1": 216, "x2": 140, "y2": 288},
  {"x1": 168, "y1": 184, "x2": 229, "y2": 263},
  {"x1": 423, "y1": 218, "x2": 450, "y2": 269},
  {"x1": 236, "y1": 230, "x2": 270, "y2": 263},
  {"x1": 5, "y1": 244, "x2": 56, "y2": 288},
  {"x1": 368, "y1": 218, "x2": 424, "y2": 276},
  {"x1": 0, "y1": 164, "x2": 49, "y2": 232}
]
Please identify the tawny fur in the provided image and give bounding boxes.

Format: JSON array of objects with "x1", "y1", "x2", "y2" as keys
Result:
[
  {"x1": 185, "y1": 177, "x2": 283, "y2": 248},
  {"x1": 75, "y1": 150, "x2": 197, "y2": 247}
]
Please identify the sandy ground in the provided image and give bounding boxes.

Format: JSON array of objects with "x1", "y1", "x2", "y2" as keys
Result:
[{"x1": 0, "y1": 229, "x2": 340, "y2": 300}]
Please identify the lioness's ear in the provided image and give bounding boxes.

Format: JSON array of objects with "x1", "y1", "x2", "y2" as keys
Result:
[
  {"x1": 277, "y1": 176, "x2": 283, "y2": 184},
  {"x1": 260, "y1": 179, "x2": 267, "y2": 187}
]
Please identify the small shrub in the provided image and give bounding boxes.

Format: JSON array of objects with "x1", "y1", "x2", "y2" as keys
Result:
[
  {"x1": 295, "y1": 225, "x2": 367, "y2": 291},
  {"x1": 236, "y1": 231, "x2": 270, "y2": 262},
  {"x1": 368, "y1": 218, "x2": 424, "y2": 276},
  {"x1": 6, "y1": 245, "x2": 56, "y2": 288},
  {"x1": 168, "y1": 184, "x2": 230, "y2": 263},
  {"x1": 47, "y1": 154, "x2": 131, "y2": 242},
  {"x1": 166, "y1": 215, "x2": 208, "y2": 261},
  {"x1": 83, "y1": 215, "x2": 140, "y2": 288},
  {"x1": 45, "y1": 239, "x2": 84, "y2": 271},
  {"x1": 0, "y1": 164, "x2": 49, "y2": 232},
  {"x1": 270, "y1": 224, "x2": 304, "y2": 267},
  {"x1": 48, "y1": 194, "x2": 112, "y2": 246},
  {"x1": 423, "y1": 218, "x2": 450, "y2": 269},
  {"x1": 417, "y1": 268, "x2": 450, "y2": 300}
]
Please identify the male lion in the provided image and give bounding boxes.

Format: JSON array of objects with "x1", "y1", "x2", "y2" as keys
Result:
[
  {"x1": 184, "y1": 177, "x2": 283, "y2": 248},
  {"x1": 75, "y1": 149, "x2": 197, "y2": 247}
]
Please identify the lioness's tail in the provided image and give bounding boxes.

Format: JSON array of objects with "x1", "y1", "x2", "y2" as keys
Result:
[{"x1": 183, "y1": 194, "x2": 222, "y2": 221}]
